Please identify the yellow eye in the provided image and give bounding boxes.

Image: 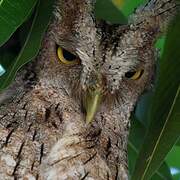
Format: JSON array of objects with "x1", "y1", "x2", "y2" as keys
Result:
[
  {"x1": 125, "y1": 69, "x2": 144, "y2": 80},
  {"x1": 57, "y1": 47, "x2": 79, "y2": 65}
]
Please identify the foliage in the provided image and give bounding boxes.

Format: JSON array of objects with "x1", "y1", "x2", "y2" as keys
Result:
[
  {"x1": 0, "y1": 0, "x2": 54, "y2": 90},
  {"x1": 132, "y1": 14, "x2": 180, "y2": 180},
  {"x1": 0, "y1": 0, "x2": 37, "y2": 47},
  {"x1": 0, "y1": 0, "x2": 179, "y2": 179}
]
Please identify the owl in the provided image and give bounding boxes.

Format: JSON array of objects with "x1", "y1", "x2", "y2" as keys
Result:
[{"x1": 0, "y1": 0, "x2": 178, "y2": 179}]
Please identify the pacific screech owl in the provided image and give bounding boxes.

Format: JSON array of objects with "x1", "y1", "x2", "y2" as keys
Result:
[{"x1": 0, "y1": 0, "x2": 178, "y2": 179}]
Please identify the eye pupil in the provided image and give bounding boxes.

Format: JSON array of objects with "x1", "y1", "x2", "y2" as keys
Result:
[
  {"x1": 57, "y1": 46, "x2": 80, "y2": 65},
  {"x1": 63, "y1": 49, "x2": 76, "y2": 61},
  {"x1": 125, "y1": 71, "x2": 136, "y2": 78},
  {"x1": 125, "y1": 70, "x2": 144, "y2": 80}
]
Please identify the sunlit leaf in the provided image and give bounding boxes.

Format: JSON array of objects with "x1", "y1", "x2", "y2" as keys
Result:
[
  {"x1": 111, "y1": 0, "x2": 124, "y2": 7},
  {"x1": 112, "y1": 0, "x2": 148, "y2": 16},
  {"x1": 166, "y1": 146, "x2": 180, "y2": 169}
]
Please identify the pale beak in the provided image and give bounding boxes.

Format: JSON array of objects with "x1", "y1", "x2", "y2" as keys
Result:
[{"x1": 84, "y1": 86, "x2": 103, "y2": 123}]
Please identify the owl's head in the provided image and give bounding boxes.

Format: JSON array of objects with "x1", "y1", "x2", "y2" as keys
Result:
[{"x1": 37, "y1": 0, "x2": 175, "y2": 122}]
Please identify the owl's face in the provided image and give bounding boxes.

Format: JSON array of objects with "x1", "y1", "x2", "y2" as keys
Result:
[{"x1": 37, "y1": 1, "x2": 155, "y2": 122}]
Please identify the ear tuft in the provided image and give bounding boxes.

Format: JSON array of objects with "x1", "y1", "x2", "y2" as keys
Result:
[{"x1": 129, "y1": 0, "x2": 179, "y2": 34}]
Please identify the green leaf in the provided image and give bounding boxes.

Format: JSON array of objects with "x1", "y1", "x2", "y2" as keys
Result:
[
  {"x1": 155, "y1": 38, "x2": 166, "y2": 57},
  {"x1": 155, "y1": 163, "x2": 173, "y2": 180},
  {"x1": 128, "y1": 116, "x2": 173, "y2": 179},
  {"x1": 132, "y1": 14, "x2": 180, "y2": 180},
  {"x1": 111, "y1": 0, "x2": 124, "y2": 8},
  {"x1": 96, "y1": 0, "x2": 148, "y2": 23},
  {"x1": 176, "y1": 139, "x2": 180, "y2": 146},
  {"x1": 112, "y1": 0, "x2": 148, "y2": 17},
  {"x1": 0, "y1": 0, "x2": 55, "y2": 90},
  {"x1": 128, "y1": 117, "x2": 147, "y2": 175},
  {"x1": 0, "y1": 0, "x2": 37, "y2": 47},
  {"x1": 0, "y1": 49, "x2": 15, "y2": 70},
  {"x1": 172, "y1": 173, "x2": 180, "y2": 180},
  {"x1": 166, "y1": 146, "x2": 180, "y2": 169},
  {"x1": 95, "y1": 0, "x2": 127, "y2": 24}
]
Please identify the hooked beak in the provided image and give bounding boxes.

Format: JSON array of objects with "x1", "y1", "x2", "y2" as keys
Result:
[{"x1": 83, "y1": 86, "x2": 103, "y2": 123}]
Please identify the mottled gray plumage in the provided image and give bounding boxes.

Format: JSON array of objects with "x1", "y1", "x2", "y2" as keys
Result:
[{"x1": 0, "y1": 0, "x2": 178, "y2": 179}]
